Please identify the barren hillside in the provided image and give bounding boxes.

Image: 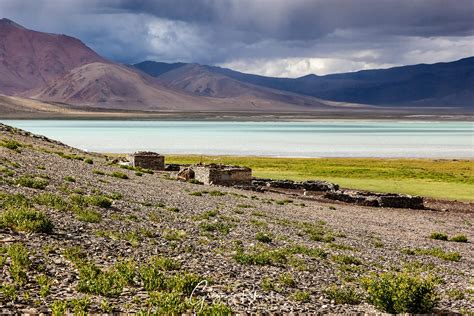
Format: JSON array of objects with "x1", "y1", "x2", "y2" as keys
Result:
[{"x1": 0, "y1": 124, "x2": 472, "y2": 313}]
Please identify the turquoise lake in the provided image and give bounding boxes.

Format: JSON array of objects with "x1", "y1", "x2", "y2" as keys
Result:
[{"x1": 1, "y1": 120, "x2": 473, "y2": 158}]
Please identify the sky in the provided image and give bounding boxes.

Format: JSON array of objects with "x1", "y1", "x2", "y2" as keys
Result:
[{"x1": 1, "y1": 0, "x2": 473, "y2": 77}]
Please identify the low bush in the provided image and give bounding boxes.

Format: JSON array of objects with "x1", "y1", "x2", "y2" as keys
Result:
[
  {"x1": 64, "y1": 176, "x2": 76, "y2": 183},
  {"x1": 331, "y1": 255, "x2": 362, "y2": 266},
  {"x1": 361, "y1": 271, "x2": 439, "y2": 313},
  {"x1": 291, "y1": 290, "x2": 310, "y2": 302},
  {"x1": 199, "y1": 221, "x2": 232, "y2": 235},
  {"x1": 450, "y1": 234, "x2": 468, "y2": 243},
  {"x1": 16, "y1": 175, "x2": 48, "y2": 189},
  {"x1": 84, "y1": 158, "x2": 93, "y2": 165},
  {"x1": 75, "y1": 209, "x2": 102, "y2": 223},
  {"x1": 234, "y1": 246, "x2": 287, "y2": 266},
  {"x1": 1, "y1": 139, "x2": 22, "y2": 151},
  {"x1": 0, "y1": 206, "x2": 53, "y2": 233},
  {"x1": 77, "y1": 262, "x2": 125, "y2": 297},
  {"x1": 324, "y1": 285, "x2": 362, "y2": 305},
  {"x1": 34, "y1": 193, "x2": 69, "y2": 212},
  {"x1": 110, "y1": 171, "x2": 129, "y2": 179},
  {"x1": 86, "y1": 195, "x2": 112, "y2": 208},
  {"x1": 256, "y1": 232, "x2": 273, "y2": 243},
  {"x1": 430, "y1": 232, "x2": 448, "y2": 241}
]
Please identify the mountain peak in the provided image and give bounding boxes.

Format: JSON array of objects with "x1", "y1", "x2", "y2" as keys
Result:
[{"x1": 0, "y1": 18, "x2": 26, "y2": 29}]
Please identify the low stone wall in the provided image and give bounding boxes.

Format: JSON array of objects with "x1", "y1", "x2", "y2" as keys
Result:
[
  {"x1": 252, "y1": 178, "x2": 338, "y2": 192},
  {"x1": 324, "y1": 190, "x2": 424, "y2": 209},
  {"x1": 194, "y1": 164, "x2": 252, "y2": 186},
  {"x1": 129, "y1": 151, "x2": 165, "y2": 170}
]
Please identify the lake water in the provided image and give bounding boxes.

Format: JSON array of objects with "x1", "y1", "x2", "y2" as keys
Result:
[{"x1": 1, "y1": 120, "x2": 473, "y2": 158}]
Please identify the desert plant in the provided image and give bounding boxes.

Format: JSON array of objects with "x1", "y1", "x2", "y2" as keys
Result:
[
  {"x1": 84, "y1": 158, "x2": 93, "y2": 164},
  {"x1": 331, "y1": 254, "x2": 362, "y2": 266},
  {"x1": 74, "y1": 209, "x2": 102, "y2": 223},
  {"x1": 16, "y1": 175, "x2": 48, "y2": 189},
  {"x1": 86, "y1": 195, "x2": 112, "y2": 208},
  {"x1": 278, "y1": 272, "x2": 296, "y2": 287},
  {"x1": 256, "y1": 232, "x2": 273, "y2": 243},
  {"x1": 110, "y1": 171, "x2": 129, "y2": 179},
  {"x1": 361, "y1": 271, "x2": 439, "y2": 313},
  {"x1": 450, "y1": 234, "x2": 468, "y2": 242},
  {"x1": 64, "y1": 176, "x2": 76, "y2": 183},
  {"x1": 291, "y1": 290, "x2": 310, "y2": 302},
  {"x1": 0, "y1": 207, "x2": 53, "y2": 233},
  {"x1": 430, "y1": 232, "x2": 448, "y2": 241},
  {"x1": 324, "y1": 285, "x2": 362, "y2": 305}
]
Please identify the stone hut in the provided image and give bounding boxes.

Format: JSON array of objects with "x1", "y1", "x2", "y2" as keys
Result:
[
  {"x1": 193, "y1": 164, "x2": 252, "y2": 186},
  {"x1": 128, "y1": 151, "x2": 165, "y2": 170}
]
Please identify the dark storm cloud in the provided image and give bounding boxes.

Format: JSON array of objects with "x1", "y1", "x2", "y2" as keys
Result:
[{"x1": 1, "y1": 0, "x2": 473, "y2": 76}]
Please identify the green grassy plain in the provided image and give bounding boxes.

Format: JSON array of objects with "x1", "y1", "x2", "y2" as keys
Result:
[{"x1": 166, "y1": 156, "x2": 474, "y2": 201}]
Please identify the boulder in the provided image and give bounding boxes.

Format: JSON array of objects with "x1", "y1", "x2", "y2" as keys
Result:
[{"x1": 177, "y1": 168, "x2": 195, "y2": 181}]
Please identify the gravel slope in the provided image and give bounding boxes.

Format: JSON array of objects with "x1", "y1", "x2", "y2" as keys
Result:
[{"x1": 0, "y1": 123, "x2": 473, "y2": 314}]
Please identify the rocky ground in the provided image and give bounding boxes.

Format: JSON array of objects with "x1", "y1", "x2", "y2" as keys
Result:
[{"x1": 0, "y1": 123, "x2": 473, "y2": 314}]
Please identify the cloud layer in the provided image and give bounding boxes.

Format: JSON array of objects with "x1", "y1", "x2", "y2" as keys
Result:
[{"x1": 2, "y1": 0, "x2": 473, "y2": 76}]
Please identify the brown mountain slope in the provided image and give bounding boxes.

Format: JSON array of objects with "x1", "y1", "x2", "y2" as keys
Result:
[
  {"x1": 26, "y1": 62, "x2": 341, "y2": 111},
  {"x1": 157, "y1": 63, "x2": 332, "y2": 108},
  {"x1": 0, "y1": 18, "x2": 106, "y2": 94},
  {"x1": 25, "y1": 62, "x2": 207, "y2": 110}
]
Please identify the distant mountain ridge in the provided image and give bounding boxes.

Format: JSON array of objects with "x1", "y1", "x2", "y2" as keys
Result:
[
  {"x1": 0, "y1": 18, "x2": 336, "y2": 112},
  {"x1": 134, "y1": 57, "x2": 474, "y2": 108},
  {"x1": 0, "y1": 17, "x2": 471, "y2": 113}
]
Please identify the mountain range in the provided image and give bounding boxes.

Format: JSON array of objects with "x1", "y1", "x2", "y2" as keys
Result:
[{"x1": 0, "y1": 18, "x2": 472, "y2": 114}]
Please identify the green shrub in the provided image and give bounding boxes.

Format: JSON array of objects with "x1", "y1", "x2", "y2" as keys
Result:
[
  {"x1": 162, "y1": 229, "x2": 186, "y2": 241},
  {"x1": 361, "y1": 272, "x2": 439, "y2": 313},
  {"x1": 1, "y1": 139, "x2": 22, "y2": 150},
  {"x1": 278, "y1": 273, "x2": 296, "y2": 287},
  {"x1": 36, "y1": 274, "x2": 51, "y2": 297},
  {"x1": 324, "y1": 285, "x2": 362, "y2": 305},
  {"x1": 110, "y1": 171, "x2": 129, "y2": 179},
  {"x1": 0, "y1": 284, "x2": 17, "y2": 302},
  {"x1": 415, "y1": 247, "x2": 462, "y2": 262},
  {"x1": 77, "y1": 262, "x2": 126, "y2": 297},
  {"x1": 147, "y1": 291, "x2": 188, "y2": 314},
  {"x1": 6, "y1": 243, "x2": 30, "y2": 286},
  {"x1": 291, "y1": 290, "x2": 310, "y2": 302},
  {"x1": 51, "y1": 300, "x2": 68, "y2": 316},
  {"x1": 0, "y1": 192, "x2": 31, "y2": 208},
  {"x1": 430, "y1": 232, "x2": 448, "y2": 241},
  {"x1": 75, "y1": 209, "x2": 102, "y2": 223},
  {"x1": 86, "y1": 195, "x2": 112, "y2": 208},
  {"x1": 0, "y1": 207, "x2": 53, "y2": 233},
  {"x1": 199, "y1": 221, "x2": 232, "y2": 235},
  {"x1": 84, "y1": 158, "x2": 93, "y2": 164},
  {"x1": 148, "y1": 256, "x2": 181, "y2": 271},
  {"x1": 332, "y1": 254, "x2": 362, "y2": 266},
  {"x1": 234, "y1": 247, "x2": 287, "y2": 266},
  {"x1": 209, "y1": 190, "x2": 226, "y2": 196},
  {"x1": 64, "y1": 176, "x2": 76, "y2": 183},
  {"x1": 16, "y1": 175, "x2": 48, "y2": 189},
  {"x1": 256, "y1": 232, "x2": 272, "y2": 243},
  {"x1": 189, "y1": 191, "x2": 202, "y2": 196},
  {"x1": 93, "y1": 169, "x2": 105, "y2": 175},
  {"x1": 34, "y1": 193, "x2": 69, "y2": 212},
  {"x1": 167, "y1": 207, "x2": 180, "y2": 213},
  {"x1": 139, "y1": 264, "x2": 166, "y2": 291},
  {"x1": 450, "y1": 234, "x2": 468, "y2": 243}
]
